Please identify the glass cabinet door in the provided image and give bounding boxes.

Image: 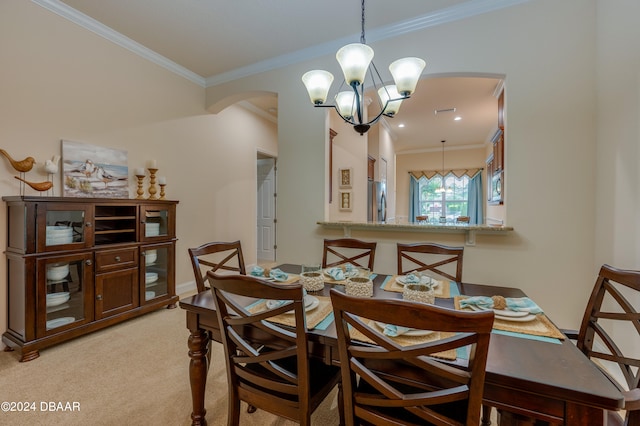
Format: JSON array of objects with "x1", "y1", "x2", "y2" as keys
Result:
[
  {"x1": 38, "y1": 253, "x2": 93, "y2": 337},
  {"x1": 140, "y1": 204, "x2": 175, "y2": 242},
  {"x1": 37, "y1": 204, "x2": 92, "y2": 252},
  {"x1": 141, "y1": 244, "x2": 173, "y2": 303}
]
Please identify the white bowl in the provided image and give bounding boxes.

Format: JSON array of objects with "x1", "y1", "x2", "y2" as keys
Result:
[
  {"x1": 46, "y1": 292, "x2": 70, "y2": 307},
  {"x1": 145, "y1": 250, "x2": 157, "y2": 265},
  {"x1": 145, "y1": 272, "x2": 159, "y2": 284},
  {"x1": 145, "y1": 290, "x2": 156, "y2": 300},
  {"x1": 47, "y1": 264, "x2": 70, "y2": 281}
]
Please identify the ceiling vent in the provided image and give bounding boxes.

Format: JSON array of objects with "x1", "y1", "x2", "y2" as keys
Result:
[{"x1": 434, "y1": 107, "x2": 457, "y2": 115}]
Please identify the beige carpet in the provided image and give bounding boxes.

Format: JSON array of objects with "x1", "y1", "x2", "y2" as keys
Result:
[{"x1": 0, "y1": 296, "x2": 341, "y2": 426}]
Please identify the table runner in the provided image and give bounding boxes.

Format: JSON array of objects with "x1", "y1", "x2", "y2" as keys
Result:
[
  {"x1": 381, "y1": 275, "x2": 452, "y2": 298},
  {"x1": 246, "y1": 295, "x2": 333, "y2": 330},
  {"x1": 454, "y1": 296, "x2": 565, "y2": 340},
  {"x1": 349, "y1": 321, "x2": 457, "y2": 360}
]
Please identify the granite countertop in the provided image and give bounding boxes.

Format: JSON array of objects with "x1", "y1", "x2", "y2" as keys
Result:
[{"x1": 317, "y1": 220, "x2": 513, "y2": 232}]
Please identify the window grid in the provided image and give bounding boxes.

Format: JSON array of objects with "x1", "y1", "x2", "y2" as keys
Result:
[{"x1": 419, "y1": 175, "x2": 469, "y2": 221}]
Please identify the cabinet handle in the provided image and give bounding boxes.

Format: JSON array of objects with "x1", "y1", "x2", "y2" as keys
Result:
[
  {"x1": 85, "y1": 259, "x2": 92, "y2": 266},
  {"x1": 85, "y1": 222, "x2": 92, "y2": 228},
  {"x1": 115, "y1": 256, "x2": 121, "y2": 262},
  {"x1": 96, "y1": 294, "x2": 102, "y2": 300}
]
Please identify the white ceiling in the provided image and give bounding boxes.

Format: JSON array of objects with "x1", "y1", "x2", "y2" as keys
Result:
[{"x1": 51, "y1": 0, "x2": 512, "y2": 152}]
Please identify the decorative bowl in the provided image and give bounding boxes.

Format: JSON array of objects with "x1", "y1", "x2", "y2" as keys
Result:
[
  {"x1": 47, "y1": 263, "x2": 70, "y2": 281},
  {"x1": 145, "y1": 250, "x2": 157, "y2": 265}
]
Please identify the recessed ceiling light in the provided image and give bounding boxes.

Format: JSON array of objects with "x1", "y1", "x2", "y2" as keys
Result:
[
  {"x1": 398, "y1": 123, "x2": 405, "y2": 128},
  {"x1": 454, "y1": 116, "x2": 462, "y2": 121}
]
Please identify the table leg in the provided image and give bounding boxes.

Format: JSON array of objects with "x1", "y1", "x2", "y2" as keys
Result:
[{"x1": 188, "y1": 326, "x2": 210, "y2": 426}]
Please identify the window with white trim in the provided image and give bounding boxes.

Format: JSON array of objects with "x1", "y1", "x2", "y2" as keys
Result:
[{"x1": 418, "y1": 174, "x2": 469, "y2": 221}]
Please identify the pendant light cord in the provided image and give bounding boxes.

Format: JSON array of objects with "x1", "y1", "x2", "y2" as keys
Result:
[{"x1": 360, "y1": 0, "x2": 366, "y2": 44}]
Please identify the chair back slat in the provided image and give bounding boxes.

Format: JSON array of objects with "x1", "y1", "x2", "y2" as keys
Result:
[
  {"x1": 576, "y1": 264, "x2": 640, "y2": 425},
  {"x1": 209, "y1": 272, "x2": 341, "y2": 424},
  {"x1": 331, "y1": 289, "x2": 493, "y2": 426},
  {"x1": 188, "y1": 241, "x2": 246, "y2": 292},
  {"x1": 397, "y1": 242, "x2": 464, "y2": 282},
  {"x1": 322, "y1": 238, "x2": 377, "y2": 270}
]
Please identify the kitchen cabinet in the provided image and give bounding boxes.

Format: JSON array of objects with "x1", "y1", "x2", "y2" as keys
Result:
[{"x1": 2, "y1": 197, "x2": 179, "y2": 361}]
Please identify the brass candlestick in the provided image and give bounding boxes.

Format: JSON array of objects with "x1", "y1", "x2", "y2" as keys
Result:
[
  {"x1": 147, "y1": 168, "x2": 158, "y2": 200},
  {"x1": 159, "y1": 183, "x2": 166, "y2": 200},
  {"x1": 135, "y1": 174, "x2": 146, "y2": 199}
]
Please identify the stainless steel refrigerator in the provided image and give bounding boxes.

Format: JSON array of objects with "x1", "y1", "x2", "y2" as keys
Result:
[{"x1": 367, "y1": 180, "x2": 387, "y2": 222}]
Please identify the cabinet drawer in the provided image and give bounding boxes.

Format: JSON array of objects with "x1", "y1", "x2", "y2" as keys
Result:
[{"x1": 95, "y1": 247, "x2": 138, "y2": 272}]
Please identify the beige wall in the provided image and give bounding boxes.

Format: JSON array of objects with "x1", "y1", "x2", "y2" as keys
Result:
[
  {"x1": 0, "y1": 0, "x2": 277, "y2": 345},
  {"x1": 1, "y1": 0, "x2": 639, "y2": 354}
]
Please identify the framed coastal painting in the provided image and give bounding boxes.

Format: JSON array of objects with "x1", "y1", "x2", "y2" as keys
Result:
[{"x1": 62, "y1": 140, "x2": 129, "y2": 198}]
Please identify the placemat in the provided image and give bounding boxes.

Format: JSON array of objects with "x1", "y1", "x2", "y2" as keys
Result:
[
  {"x1": 247, "y1": 295, "x2": 333, "y2": 330},
  {"x1": 381, "y1": 275, "x2": 451, "y2": 298},
  {"x1": 454, "y1": 296, "x2": 565, "y2": 340},
  {"x1": 247, "y1": 274, "x2": 300, "y2": 284},
  {"x1": 349, "y1": 321, "x2": 457, "y2": 360}
]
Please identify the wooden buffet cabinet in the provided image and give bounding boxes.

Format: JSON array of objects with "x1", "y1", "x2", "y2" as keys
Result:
[{"x1": 2, "y1": 196, "x2": 179, "y2": 361}]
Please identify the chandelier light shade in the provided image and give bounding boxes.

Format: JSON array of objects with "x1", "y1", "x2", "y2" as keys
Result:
[{"x1": 301, "y1": 0, "x2": 426, "y2": 135}]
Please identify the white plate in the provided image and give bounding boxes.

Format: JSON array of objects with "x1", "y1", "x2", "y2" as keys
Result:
[
  {"x1": 468, "y1": 305, "x2": 530, "y2": 318},
  {"x1": 468, "y1": 305, "x2": 537, "y2": 322},
  {"x1": 46, "y1": 316, "x2": 75, "y2": 329},
  {"x1": 494, "y1": 313, "x2": 538, "y2": 322},
  {"x1": 373, "y1": 321, "x2": 433, "y2": 337},
  {"x1": 395, "y1": 276, "x2": 439, "y2": 288},
  {"x1": 283, "y1": 296, "x2": 320, "y2": 314},
  {"x1": 145, "y1": 272, "x2": 158, "y2": 284},
  {"x1": 46, "y1": 292, "x2": 70, "y2": 307}
]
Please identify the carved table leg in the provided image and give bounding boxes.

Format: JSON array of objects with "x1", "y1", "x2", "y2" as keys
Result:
[{"x1": 188, "y1": 327, "x2": 210, "y2": 426}]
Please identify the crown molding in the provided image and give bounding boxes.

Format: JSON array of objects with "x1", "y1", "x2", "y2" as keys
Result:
[
  {"x1": 32, "y1": 0, "x2": 206, "y2": 87},
  {"x1": 205, "y1": 0, "x2": 530, "y2": 87},
  {"x1": 33, "y1": 0, "x2": 528, "y2": 89}
]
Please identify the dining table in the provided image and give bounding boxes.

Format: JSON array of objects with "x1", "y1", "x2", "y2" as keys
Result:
[{"x1": 179, "y1": 264, "x2": 624, "y2": 426}]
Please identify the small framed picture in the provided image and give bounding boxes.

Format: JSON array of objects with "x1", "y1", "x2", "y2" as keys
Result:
[
  {"x1": 339, "y1": 191, "x2": 352, "y2": 211},
  {"x1": 339, "y1": 168, "x2": 352, "y2": 188}
]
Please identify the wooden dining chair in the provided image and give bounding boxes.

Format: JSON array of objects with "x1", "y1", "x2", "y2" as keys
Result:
[
  {"x1": 397, "y1": 242, "x2": 464, "y2": 282},
  {"x1": 208, "y1": 272, "x2": 343, "y2": 426},
  {"x1": 563, "y1": 264, "x2": 640, "y2": 426},
  {"x1": 322, "y1": 238, "x2": 377, "y2": 270},
  {"x1": 330, "y1": 288, "x2": 494, "y2": 426},
  {"x1": 188, "y1": 240, "x2": 246, "y2": 292}
]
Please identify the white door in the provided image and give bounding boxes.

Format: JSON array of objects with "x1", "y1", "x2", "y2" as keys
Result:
[{"x1": 257, "y1": 158, "x2": 276, "y2": 262}]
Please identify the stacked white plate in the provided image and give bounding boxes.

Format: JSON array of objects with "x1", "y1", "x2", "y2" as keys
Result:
[
  {"x1": 145, "y1": 272, "x2": 159, "y2": 285},
  {"x1": 145, "y1": 223, "x2": 160, "y2": 237},
  {"x1": 46, "y1": 291, "x2": 70, "y2": 307},
  {"x1": 46, "y1": 226, "x2": 73, "y2": 245},
  {"x1": 47, "y1": 263, "x2": 70, "y2": 281}
]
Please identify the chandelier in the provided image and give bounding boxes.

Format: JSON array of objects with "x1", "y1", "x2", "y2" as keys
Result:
[{"x1": 301, "y1": 0, "x2": 426, "y2": 135}]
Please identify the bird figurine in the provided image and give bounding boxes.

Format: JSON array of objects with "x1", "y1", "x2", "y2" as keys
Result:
[
  {"x1": 0, "y1": 149, "x2": 36, "y2": 173},
  {"x1": 43, "y1": 155, "x2": 61, "y2": 175},
  {"x1": 14, "y1": 176, "x2": 53, "y2": 192}
]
